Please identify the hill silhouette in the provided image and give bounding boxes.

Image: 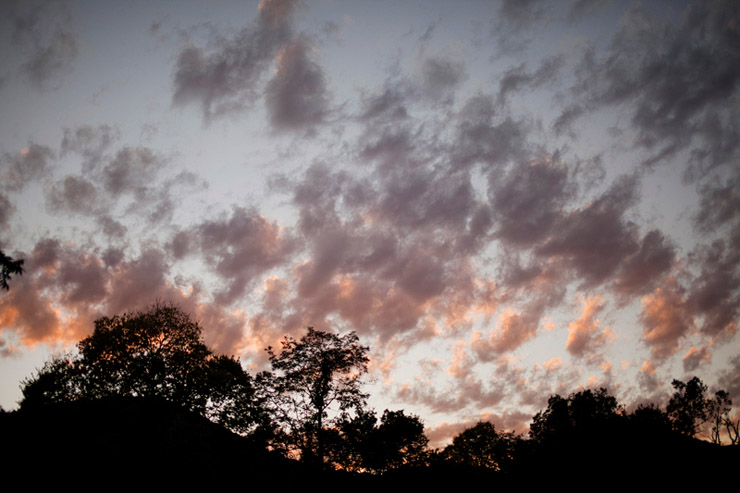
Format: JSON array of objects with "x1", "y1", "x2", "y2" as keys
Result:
[{"x1": 0, "y1": 396, "x2": 357, "y2": 487}]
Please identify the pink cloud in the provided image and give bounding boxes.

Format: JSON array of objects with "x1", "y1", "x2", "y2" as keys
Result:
[
  {"x1": 640, "y1": 278, "x2": 693, "y2": 360},
  {"x1": 565, "y1": 295, "x2": 612, "y2": 360}
]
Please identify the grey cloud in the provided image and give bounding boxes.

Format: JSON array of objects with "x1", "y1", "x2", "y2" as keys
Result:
[
  {"x1": 536, "y1": 174, "x2": 640, "y2": 287},
  {"x1": 45, "y1": 175, "x2": 100, "y2": 216},
  {"x1": 694, "y1": 175, "x2": 740, "y2": 233},
  {"x1": 497, "y1": 55, "x2": 563, "y2": 104},
  {"x1": 1, "y1": 144, "x2": 54, "y2": 192},
  {"x1": 498, "y1": 0, "x2": 545, "y2": 26},
  {"x1": 489, "y1": 159, "x2": 572, "y2": 245},
  {"x1": 717, "y1": 355, "x2": 740, "y2": 402},
  {"x1": 102, "y1": 147, "x2": 164, "y2": 197},
  {"x1": 96, "y1": 215, "x2": 127, "y2": 239},
  {"x1": 61, "y1": 125, "x2": 119, "y2": 172},
  {"x1": 0, "y1": 192, "x2": 14, "y2": 231},
  {"x1": 2, "y1": 0, "x2": 79, "y2": 90},
  {"x1": 567, "y1": 0, "x2": 612, "y2": 22},
  {"x1": 453, "y1": 94, "x2": 530, "y2": 170},
  {"x1": 377, "y1": 167, "x2": 476, "y2": 232},
  {"x1": 681, "y1": 345, "x2": 712, "y2": 372},
  {"x1": 421, "y1": 54, "x2": 465, "y2": 103},
  {"x1": 105, "y1": 248, "x2": 171, "y2": 315},
  {"x1": 687, "y1": 239, "x2": 739, "y2": 339},
  {"x1": 613, "y1": 229, "x2": 675, "y2": 297},
  {"x1": 172, "y1": 0, "x2": 297, "y2": 121},
  {"x1": 265, "y1": 37, "x2": 329, "y2": 131},
  {"x1": 195, "y1": 206, "x2": 295, "y2": 305},
  {"x1": 359, "y1": 84, "x2": 411, "y2": 122},
  {"x1": 565, "y1": 0, "x2": 740, "y2": 172},
  {"x1": 22, "y1": 28, "x2": 77, "y2": 89}
]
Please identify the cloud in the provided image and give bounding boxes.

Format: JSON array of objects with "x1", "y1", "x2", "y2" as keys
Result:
[
  {"x1": 45, "y1": 175, "x2": 101, "y2": 216},
  {"x1": 638, "y1": 360, "x2": 660, "y2": 393},
  {"x1": 359, "y1": 83, "x2": 411, "y2": 122},
  {"x1": 489, "y1": 158, "x2": 572, "y2": 245},
  {"x1": 1, "y1": 0, "x2": 79, "y2": 90},
  {"x1": 567, "y1": 0, "x2": 612, "y2": 22},
  {"x1": 191, "y1": 206, "x2": 295, "y2": 305},
  {"x1": 496, "y1": 56, "x2": 563, "y2": 104},
  {"x1": 640, "y1": 278, "x2": 693, "y2": 360},
  {"x1": 102, "y1": 147, "x2": 164, "y2": 197},
  {"x1": 565, "y1": 295, "x2": 611, "y2": 360},
  {"x1": 694, "y1": 175, "x2": 740, "y2": 233},
  {"x1": 613, "y1": 229, "x2": 675, "y2": 297},
  {"x1": 453, "y1": 94, "x2": 530, "y2": 169},
  {"x1": 1, "y1": 144, "x2": 54, "y2": 192},
  {"x1": 536, "y1": 174, "x2": 640, "y2": 287},
  {"x1": 22, "y1": 28, "x2": 78, "y2": 89},
  {"x1": 265, "y1": 37, "x2": 329, "y2": 131},
  {"x1": 681, "y1": 345, "x2": 712, "y2": 372},
  {"x1": 563, "y1": 0, "x2": 740, "y2": 172},
  {"x1": 60, "y1": 125, "x2": 119, "y2": 172},
  {"x1": 687, "y1": 239, "x2": 740, "y2": 339},
  {"x1": 472, "y1": 308, "x2": 540, "y2": 359},
  {"x1": 0, "y1": 192, "x2": 14, "y2": 232},
  {"x1": 420, "y1": 53, "x2": 465, "y2": 103},
  {"x1": 172, "y1": 0, "x2": 298, "y2": 121}
]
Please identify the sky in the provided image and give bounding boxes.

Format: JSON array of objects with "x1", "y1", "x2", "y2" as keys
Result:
[{"x1": 0, "y1": 0, "x2": 739, "y2": 446}]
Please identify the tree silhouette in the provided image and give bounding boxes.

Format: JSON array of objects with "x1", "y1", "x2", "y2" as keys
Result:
[
  {"x1": 20, "y1": 303, "x2": 267, "y2": 436},
  {"x1": 707, "y1": 390, "x2": 732, "y2": 444},
  {"x1": 667, "y1": 376, "x2": 710, "y2": 437},
  {"x1": 0, "y1": 250, "x2": 23, "y2": 290},
  {"x1": 264, "y1": 327, "x2": 369, "y2": 466},
  {"x1": 326, "y1": 408, "x2": 429, "y2": 473},
  {"x1": 443, "y1": 421, "x2": 520, "y2": 471}
]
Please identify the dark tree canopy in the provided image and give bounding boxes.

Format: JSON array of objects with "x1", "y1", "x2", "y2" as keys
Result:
[
  {"x1": 264, "y1": 327, "x2": 369, "y2": 465},
  {"x1": 20, "y1": 303, "x2": 267, "y2": 436},
  {"x1": 443, "y1": 421, "x2": 520, "y2": 471},
  {"x1": 0, "y1": 250, "x2": 23, "y2": 290},
  {"x1": 667, "y1": 376, "x2": 710, "y2": 437},
  {"x1": 529, "y1": 387, "x2": 622, "y2": 444},
  {"x1": 326, "y1": 409, "x2": 429, "y2": 473}
]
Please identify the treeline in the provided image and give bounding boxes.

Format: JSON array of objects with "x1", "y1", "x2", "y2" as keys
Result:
[{"x1": 9, "y1": 304, "x2": 740, "y2": 480}]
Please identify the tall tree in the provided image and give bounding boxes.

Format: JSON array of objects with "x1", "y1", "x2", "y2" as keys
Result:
[
  {"x1": 666, "y1": 377, "x2": 710, "y2": 437},
  {"x1": 707, "y1": 390, "x2": 732, "y2": 445},
  {"x1": 443, "y1": 421, "x2": 520, "y2": 471},
  {"x1": 20, "y1": 303, "x2": 267, "y2": 436},
  {"x1": 0, "y1": 250, "x2": 23, "y2": 290},
  {"x1": 264, "y1": 327, "x2": 369, "y2": 466},
  {"x1": 326, "y1": 409, "x2": 429, "y2": 473}
]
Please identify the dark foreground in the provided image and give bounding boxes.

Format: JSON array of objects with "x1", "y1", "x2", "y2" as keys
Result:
[{"x1": 2, "y1": 397, "x2": 737, "y2": 488}]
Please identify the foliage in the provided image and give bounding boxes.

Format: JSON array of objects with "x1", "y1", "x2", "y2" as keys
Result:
[
  {"x1": 20, "y1": 303, "x2": 267, "y2": 436},
  {"x1": 707, "y1": 390, "x2": 732, "y2": 445},
  {"x1": 326, "y1": 409, "x2": 429, "y2": 473},
  {"x1": 529, "y1": 388, "x2": 623, "y2": 443},
  {"x1": 667, "y1": 377, "x2": 711, "y2": 437},
  {"x1": 628, "y1": 403, "x2": 672, "y2": 435},
  {"x1": 0, "y1": 250, "x2": 23, "y2": 290},
  {"x1": 264, "y1": 327, "x2": 369, "y2": 465},
  {"x1": 442, "y1": 421, "x2": 520, "y2": 471}
]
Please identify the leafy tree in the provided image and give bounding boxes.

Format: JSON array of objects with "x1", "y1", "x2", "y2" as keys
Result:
[
  {"x1": 372, "y1": 409, "x2": 429, "y2": 471},
  {"x1": 326, "y1": 409, "x2": 429, "y2": 473},
  {"x1": 707, "y1": 390, "x2": 732, "y2": 445},
  {"x1": 20, "y1": 303, "x2": 267, "y2": 436},
  {"x1": 264, "y1": 327, "x2": 369, "y2": 466},
  {"x1": 628, "y1": 403, "x2": 672, "y2": 436},
  {"x1": 443, "y1": 421, "x2": 520, "y2": 471},
  {"x1": 529, "y1": 388, "x2": 623, "y2": 444},
  {"x1": 666, "y1": 376, "x2": 710, "y2": 437},
  {"x1": 0, "y1": 250, "x2": 23, "y2": 290}
]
